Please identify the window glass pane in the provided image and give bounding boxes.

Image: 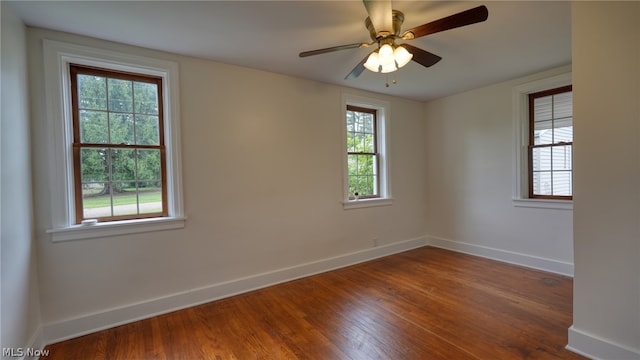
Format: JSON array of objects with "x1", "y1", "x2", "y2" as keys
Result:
[
  {"x1": 553, "y1": 171, "x2": 572, "y2": 196},
  {"x1": 364, "y1": 115, "x2": 374, "y2": 133},
  {"x1": 356, "y1": 133, "x2": 366, "y2": 153},
  {"x1": 134, "y1": 82, "x2": 159, "y2": 115},
  {"x1": 356, "y1": 175, "x2": 367, "y2": 196},
  {"x1": 112, "y1": 181, "x2": 138, "y2": 216},
  {"x1": 363, "y1": 133, "x2": 374, "y2": 153},
  {"x1": 532, "y1": 147, "x2": 551, "y2": 171},
  {"x1": 77, "y1": 74, "x2": 107, "y2": 110},
  {"x1": 135, "y1": 115, "x2": 160, "y2": 145},
  {"x1": 108, "y1": 78, "x2": 133, "y2": 112},
  {"x1": 347, "y1": 131, "x2": 356, "y2": 152},
  {"x1": 553, "y1": 92, "x2": 572, "y2": 119},
  {"x1": 357, "y1": 154, "x2": 374, "y2": 176},
  {"x1": 84, "y1": 181, "x2": 162, "y2": 218},
  {"x1": 347, "y1": 154, "x2": 378, "y2": 197},
  {"x1": 534, "y1": 120, "x2": 553, "y2": 145},
  {"x1": 353, "y1": 154, "x2": 364, "y2": 176},
  {"x1": 82, "y1": 187, "x2": 112, "y2": 219},
  {"x1": 110, "y1": 148, "x2": 136, "y2": 181},
  {"x1": 348, "y1": 177, "x2": 357, "y2": 197},
  {"x1": 80, "y1": 110, "x2": 108, "y2": 143},
  {"x1": 554, "y1": 123, "x2": 573, "y2": 143},
  {"x1": 348, "y1": 155, "x2": 357, "y2": 176},
  {"x1": 137, "y1": 149, "x2": 161, "y2": 181},
  {"x1": 138, "y1": 181, "x2": 163, "y2": 214},
  {"x1": 80, "y1": 148, "x2": 108, "y2": 182},
  {"x1": 533, "y1": 96, "x2": 552, "y2": 121},
  {"x1": 346, "y1": 108, "x2": 375, "y2": 153},
  {"x1": 356, "y1": 114, "x2": 365, "y2": 132},
  {"x1": 110, "y1": 113, "x2": 134, "y2": 144},
  {"x1": 346, "y1": 112, "x2": 355, "y2": 132},
  {"x1": 348, "y1": 154, "x2": 359, "y2": 197},
  {"x1": 552, "y1": 145, "x2": 572, "y2": 171},
  {"x1": 533, "y1": 171, "x2": 552, "y2": 195}
]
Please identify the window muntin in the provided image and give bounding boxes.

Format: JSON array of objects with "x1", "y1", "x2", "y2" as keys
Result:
[
  {"x1": 70, "y1": 65, "x2": 168, "y2": 223},
  {"x1": 528, "y1": 85, "x2": 573, "y2": 199},
  {"x1": 346, "y1": 105, "x2": 379, "y2": 199}
]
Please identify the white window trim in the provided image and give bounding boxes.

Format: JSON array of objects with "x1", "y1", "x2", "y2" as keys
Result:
[
  {"x1": 42, "y1": 40, "x2": 185, "y2": 241},
  {"x1": 512, "y1": 71, "x2": 572, "y2": 210},
  {"x1": 341, "y1": 94, "x2": 393, "y2": 210}
]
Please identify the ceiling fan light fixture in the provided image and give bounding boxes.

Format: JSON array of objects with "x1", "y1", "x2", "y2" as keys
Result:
[
  {"x1": 380, "y1": 62, "x2": 398, "y2": 73},
  {"x1": 363, "y1": 52, "x2": 380, "y2": 72},
  {"x1": 378, "y1": 44, "x2": 396, "y2": 72},
  {"x1": 394, "y1": 45, "x2": 413, "y2": 68},
  {"x1": 364, "y1": 43, "x2": 411, "y2": 74},
  {"x1": 379, "y1": 43, "x2": 394, "y2": 58}
]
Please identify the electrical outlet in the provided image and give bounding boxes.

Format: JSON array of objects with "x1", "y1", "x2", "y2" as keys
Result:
[{"x1": 372, "y1": 238, "x2": 379, "y2": 247}]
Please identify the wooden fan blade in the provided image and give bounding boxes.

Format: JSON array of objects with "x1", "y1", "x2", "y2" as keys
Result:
[
  {"x1": 344, "y1": 53, "x2": 371, "y2": 80},
  {"x1": 363, "y1": 0, "x2": 393, "y2": 34},
  {"x1": 400, "y1": 43, "x2": 442, "y2": 68},
  {"x1": 299, "y1": 42, "x2": 371, "y2": 57},
  {"x1": 401, "y1": 5, "x2": 488, "y2": 40}
]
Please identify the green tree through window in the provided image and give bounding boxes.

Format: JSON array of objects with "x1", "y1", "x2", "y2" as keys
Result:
[{"x1": 70, "y1": 64, "x2": 167, "y2": 223}]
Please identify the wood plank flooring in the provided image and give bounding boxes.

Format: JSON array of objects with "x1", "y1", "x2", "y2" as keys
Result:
[{"x1": 44, "y1": 247, "x2": 586, "y2": 359}]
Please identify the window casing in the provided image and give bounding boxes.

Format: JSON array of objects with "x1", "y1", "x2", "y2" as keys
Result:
[
  {"x1": 70, "y1": 65, "x2": 168, "y2": 223},
  {"x1": 528, "y1": 85, "x2": 573, "y2": 200},
  {"x1": 43, "y1": 40, "x2": 184, "y2": 241},
  {"x1": 342, "y1": 94, "x2": 391, "y2": 209},
  {"x1": 511, "y1": 69, "x2": 572, "y2": 210}
]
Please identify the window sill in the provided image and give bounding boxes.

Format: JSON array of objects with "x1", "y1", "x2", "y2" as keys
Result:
[
  {"x1": 512, "y1": 198, "x2": 573, "y2": 210},
  {"x1": 343, "y1": 198, "x2": 393, "y2": 210},
  {"x1": 47, "y1": 216, "x2": 186, "y2": 242}
]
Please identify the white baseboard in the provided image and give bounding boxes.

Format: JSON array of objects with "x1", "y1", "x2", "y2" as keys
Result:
[
  {"x1": 426, "y1": 235, "x2": 574, "y2": 276},
  {"x1": 567, "y1": 325, "x2": 640, "y2": 360},
  {"x1": 42, "y1": 236, "x2": 427, "y2": 344},
  {"x1": 11, "y1": 326, "x2": 47, "y2": 360}
]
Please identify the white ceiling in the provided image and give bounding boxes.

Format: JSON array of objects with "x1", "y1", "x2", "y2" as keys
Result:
[{"x1": 8, "y1": 1, "x2": 571, "y2": 102}]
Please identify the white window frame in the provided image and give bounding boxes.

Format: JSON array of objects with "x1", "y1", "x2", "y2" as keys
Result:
[
  {"x1": 512, "y1": 71, "x2": 572, "y2": 210},
  {"x1": 342, "y1": 94, "x2": 392, "y2": 209},
  {"x1": 42, "y1": 40, "x2": 185, "y2": 241}
]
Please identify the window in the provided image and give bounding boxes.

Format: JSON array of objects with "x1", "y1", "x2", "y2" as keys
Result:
[
  {"x1": 43, "y1": 40, "x2": 184, "y2": 241},
  {"x1": 528, "y1": 85, "x2": 573, "y2": 199},
  {"x1": 342, "y1": 94, "x2": 391, "y2": 209},
  {"x1": 70, "y1": 65, "x2": 168, "y2": 222},
  {"x1": 512, "y1": 69, "x2": 572, "y2": 209},
  {"x1": 346, "y1": 105, "x2": 379, "y2": 199}
]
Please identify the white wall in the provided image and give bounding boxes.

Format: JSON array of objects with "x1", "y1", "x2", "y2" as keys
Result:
[
  {"x1": 423, "y1": 66, "x2": 574, "y2": 275},
  {"x1": 1, "y1": 3, "x2": 43, "y2": 356},
  {"x1": 27, "y1": 28, "x2": 427, "y2": 342},
  {"x1": 570, "y1": 2, "x2": 640, "y2": 359}
]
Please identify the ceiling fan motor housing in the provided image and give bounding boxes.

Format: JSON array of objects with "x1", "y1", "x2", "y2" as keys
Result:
[{"x1": 365, "y1": 9, "x2": 405, "y2": 40}]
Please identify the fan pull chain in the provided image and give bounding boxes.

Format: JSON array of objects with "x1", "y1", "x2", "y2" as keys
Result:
[{"x1": 385, "y1": 75, "x2": 398, "y2": 87}]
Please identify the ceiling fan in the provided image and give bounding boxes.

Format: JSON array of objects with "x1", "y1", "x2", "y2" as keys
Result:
[{"x1": 299, "y1": 1, "x2": 488, "y2": 80}]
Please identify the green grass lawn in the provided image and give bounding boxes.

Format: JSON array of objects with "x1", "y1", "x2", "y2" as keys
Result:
[{"x1": 83, "y1": 189, "x2": 161, "y2": 209}]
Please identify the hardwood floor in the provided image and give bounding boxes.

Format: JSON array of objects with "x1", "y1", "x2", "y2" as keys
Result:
[{"x1": 44, "y1": 247, "x2": 586, "y2": 359}]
